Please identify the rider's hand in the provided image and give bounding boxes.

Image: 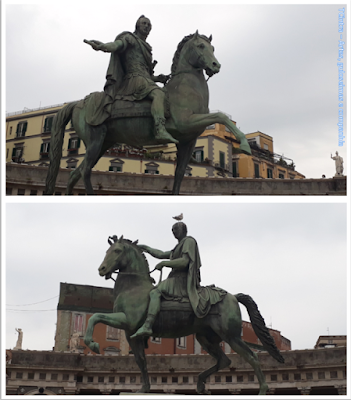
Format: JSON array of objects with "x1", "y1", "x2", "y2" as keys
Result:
[
  {"x1": 155, "y1": 262, "x2": 165, "y2": 271},
  {"x1": 157, "y1": 74, "x2": 170, "y2": 85}
]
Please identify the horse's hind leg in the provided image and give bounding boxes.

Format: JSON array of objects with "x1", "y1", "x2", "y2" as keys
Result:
[
  {"x1": 195, "y1": 331, "x2": 231, "y2": 395},
  {"x1": 81, "y1": 125, "x2": 107, "y2": 195},
  {"x1": 227, "y1": 337, "x2": 268, "y2": 395}
]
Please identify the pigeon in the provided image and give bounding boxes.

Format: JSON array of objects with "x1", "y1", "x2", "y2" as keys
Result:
[{"x1": 172, "y1": 213, "x2": 183, "y2": 221}]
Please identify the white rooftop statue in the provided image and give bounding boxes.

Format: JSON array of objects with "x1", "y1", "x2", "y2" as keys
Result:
[
  {"x1": 331, "y1": 151, "x2": 344, "y2": 177},
  {"x1": 14, "y1": 328, "x2": 23, "y2": 350}
]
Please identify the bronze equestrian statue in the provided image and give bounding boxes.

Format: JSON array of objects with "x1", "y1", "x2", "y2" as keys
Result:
[
  {"x1": 45, "y1": 16, "x2": 251, "y2": 195},
  {"x1": 84, "y1": 222, "x2": 284, "y2": 394}
]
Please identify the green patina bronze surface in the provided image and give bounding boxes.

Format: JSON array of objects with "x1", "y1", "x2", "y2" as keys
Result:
[
  {"x1": 84, "y1": 223, "x2": 284, "y2": 395},
  {"x1": 45, "y1": 16, "x2": 251, "y2": 195}
]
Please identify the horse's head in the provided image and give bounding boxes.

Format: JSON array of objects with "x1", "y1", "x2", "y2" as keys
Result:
[
  {"x1": 174, "y1": 31, "x2": 221, "y2": 78},
  {"x1": 99, "y1": 235, "x2": 129, "y2": 279},
  {"x1": 99, "y1": 235, "x2": 149, "y2": 280}
]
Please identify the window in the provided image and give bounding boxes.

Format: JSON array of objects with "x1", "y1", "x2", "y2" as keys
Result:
[
  {"x1": 6, "y1": 188, "x2": 13, "y2": 195},
  {"x1": 225, "y1": 376, "x2": 232, "y2": 383},
  {"x1": 144, "y1": 162, "x2": 159, "y2": 175},
  {"x1": 16, "y1": 121, "x2": 27, "y2": 138},
  {"x1": 109, "y1": 376, "x2": 115, "y2": 383},
  {"x1": 151, "y1": 376, "x2": 157, "y2": 384},
  {"x1": 130, "y1": 376, "x2": 136, "y2": 383},
  {"x1": 263, "y1": 143, "x2": 269, "y2": 150},
  {"x1": 248, "y1": 375, "x2": 255, "y2": 382},
  {"x1": 184, "y1": 166, "x2": 192, "y2": 177},
  {"x1": 98, "y1": 376, "x2": 104, "y2": 383},
  {"x1": 106, "y1": 326, "x2": 120, "y2": 340},
  {"x1": 30, "y1": 190, "x2": 37, "y2": 195},
  {"x1": 270, "y1": 374, "x2": 277, "y2": 381},
  {"x1": 28, "y1": 373, "x2": 35, "y2": 380},
  {"x1": 9, "y1": 126, "x2": 13, "y2": 135},
  {"x1": 66, "y1": 158, "x2": 78, "y2": 169},
  {"x1": 12, "y1": 145, "x2": 24, "y2": 161},
  {"x1": 215, "y1": 375, "x2": 221, "y2": 383},
  {"x1": 40, "y1": 142, "x2": 50, "y2": 159},
  {"x1": 254, "y1": 163, "x2": 260, "y2": 178},
  {"x1": 232, "y1": 161, "x2": 238, "y2": 177},
  {"x1": 205, "y1": 124, "x2": 215, "y2": 130},
  {"x1": 51, "y1": 374, "x2": 58, "y2": 381},
  {"x1": 119, "y1": 376, "x2": 125, "y2": 383},
  {"x1": 172, "y1": 376, "x2": 178, "y2": 383},
  {"x1": 306, "y1": 372, "x2": 313, "y2": 380},
  {"x1": 68, "y1": 137, "x2": 80, "y2": 154},
  {"x1": 267, "y1": 168, "x2": 273, "y2": 178},
  {"x1": 63, "y1": 374, "x2": 69, "y2": 381},
  {"x1": 16, "y1": 372, "x2": 23, "y2": 379},
  {"x1": 318, "y1": 372, "x2": 325, "y2": 379},
  {"x1": 7, "y1": 148, "x2": 9, "y2": 158},
  {"x1": 39, "y1": 373, "x2": 46, "y2": 380},
  {"x1": 282, "y1": 373, "x2": 289, "y2": 381},
  {"x1": 151, "y1": 337, "x2": 161, "y2": 343},
  {"x1": 237, "y1": 375, "x2": 244, "y2": 382},
  {"x1": 109, "y1": 158, "x2": 124, "y2": 173},
  {"x1": 161, "y1": 377, "x2": 167, "y2": 383},
  {"x1": 193, "y1": 149, "x2": 204, "y2": 162},
  {"x1": 330, "y1": 371, "x2": 338, "y2": 379},
  {"x1": 278, "y1": 172, "x2": 285, "y2": 179},
  {"x1": 183, "y1": 376, "x2": 188, "y2": 383},
  {"x1": 177, "y1": 337, "x2": 186, "y2": 348},
  {"x1": 219, "y1": 151, "x2": 225, "y2": 168},
  {"x1": 88, "y1": 376, "x2": 94, "y2": 383},
  {"x1": 43, "y1": 116, "x2": 54, "y2": 133},
  {"x1": 17, "y1": 189, "x2": 25, "y2": 195},
  {"x1": 294, "y1": 373, "x2": 301, "y2": 381},
  {"x1": 73, "y1": 314, "x2": 84, "y2": 335}
]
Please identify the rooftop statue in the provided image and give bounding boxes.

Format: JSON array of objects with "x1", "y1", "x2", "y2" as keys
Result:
[
  {"x1": 84, "y1": 218, "x2": 284, "y2": 394},
  {"x1": 14, "y1": 328, "x2": 23, "y2": 350},
  {"x1": 331, "y1": 151, "x2": 344, "y2": 176},
  {"x1": 45, "y1": 16, "x2": 251, "y2": 195}
]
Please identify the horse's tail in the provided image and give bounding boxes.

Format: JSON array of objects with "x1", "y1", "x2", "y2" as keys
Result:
[
  {"x1": 44, "y1": 101, "x2": 79, "y2": 194},
  {"x1": 235, "y1": 293, "x2": 284, "y2": 363}
]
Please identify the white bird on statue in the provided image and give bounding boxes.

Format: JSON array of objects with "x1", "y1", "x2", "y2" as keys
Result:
[{"x1": 172, "y1": 213, "x2": 183, "y2": 221}]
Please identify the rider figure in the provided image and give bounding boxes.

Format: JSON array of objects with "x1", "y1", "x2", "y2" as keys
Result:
[
  {"x1": 85, "y1": 15, "x2": 177, "y2": 144},
  {"x1": 131, "y1": 222, "x2": 226, "y2": 338}
]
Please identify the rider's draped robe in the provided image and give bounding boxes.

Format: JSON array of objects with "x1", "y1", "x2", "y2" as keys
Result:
[
  {"x1": 85, "y1": 31, "x2": 160, "y2": 126},
  {"x1": 158, "y1": 236, "x2": 227, "y2": 318}
]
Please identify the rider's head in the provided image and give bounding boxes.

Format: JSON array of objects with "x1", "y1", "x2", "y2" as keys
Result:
[
  {"x1": 135, "y1": 15, "x2": 152, "y2": 38},
  {"x1": 172, "y1": 222, "x2": 187, "y2": 240}
]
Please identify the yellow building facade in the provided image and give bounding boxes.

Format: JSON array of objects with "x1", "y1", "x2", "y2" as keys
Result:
[{"x1": 6, "y1": 103, "x2": 304, "y2": 190}]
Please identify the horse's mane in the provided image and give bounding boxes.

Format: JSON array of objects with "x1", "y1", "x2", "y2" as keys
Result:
[
  {"x1": 171, "y1": 33, "x2": 212, "y2": 75},
  {"x1": 118, "y1": 238, "x2": 149, "y2": 267}
]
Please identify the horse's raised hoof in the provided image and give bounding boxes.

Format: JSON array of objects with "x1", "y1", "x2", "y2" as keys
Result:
[
  {"x1": 89, "y1": 341, "x2": 100, "y2": 354},
  {"x1": 239, "y1": 142, "x2": 252, "y2": 155}
]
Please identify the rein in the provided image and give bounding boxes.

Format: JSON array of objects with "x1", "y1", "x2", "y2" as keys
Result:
[{"x1": 109, "y1": 268, "x2": 162, "y2": 285}]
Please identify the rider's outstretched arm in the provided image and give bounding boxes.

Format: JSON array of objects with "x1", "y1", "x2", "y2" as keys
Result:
[
  {"x1": 138, "y1": 245, "x2": 171, "y2": 259},
  {"x1": 84, "y1": 39, "x2": 124, "y2": 53}
]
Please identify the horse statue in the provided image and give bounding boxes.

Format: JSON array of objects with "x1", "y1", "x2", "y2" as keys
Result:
[
  {"x1": 84, "y1": 236, "x2": 284, "y2": 395},
  {"x1": 45, "y1": 31, "x2": 251, "y2": 195}
]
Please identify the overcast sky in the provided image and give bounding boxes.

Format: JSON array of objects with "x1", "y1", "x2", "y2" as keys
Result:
[
  {"x1": 3, "y1": 1, "x2": 349, "y2": 179},
  {"x1": 4, "y1": 201, "x2": 348, "y2": 353}
]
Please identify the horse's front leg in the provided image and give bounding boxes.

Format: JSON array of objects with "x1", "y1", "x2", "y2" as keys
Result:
[
  {"x1": 84, "y1": 312, "x2": 127, "y2": 354},
  {"x1": 184, "y1": 112, "x2": 252, "y2": 155},
  {"x1": 126, "y1": 335, "x2": 151, "y2": 393}
]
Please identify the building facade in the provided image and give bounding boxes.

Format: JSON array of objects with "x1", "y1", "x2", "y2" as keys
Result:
[
  {"x1": 6, "y1": 347, "x2": 347, "y2": 395},
  {"x1": 6, "y1": 103, "x2": 305, "y2": 195},
  {"x1": 54, "y1": 283, "x2": 291, "y2": 357}
]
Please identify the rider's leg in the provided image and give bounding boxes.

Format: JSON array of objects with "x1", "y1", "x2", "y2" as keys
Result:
[
  {"x1": 130, "y1": 288, "x2": 161, "y2": 338},
  {"x1": 148, "y1": 90, "x2": 178, "y2": 143}
]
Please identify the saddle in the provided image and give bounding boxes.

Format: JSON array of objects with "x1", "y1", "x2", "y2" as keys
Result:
[{"x1": 79, "y1": 90, "x2": 170, "y2": 126}]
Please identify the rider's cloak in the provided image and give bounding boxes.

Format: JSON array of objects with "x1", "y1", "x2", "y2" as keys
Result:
[
  {"x1": 85, "y1": 31, "x2": 157, "y2": 126},
  {"x1": 160, "y1": 236, "x2": 226, "y2": 318}
]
